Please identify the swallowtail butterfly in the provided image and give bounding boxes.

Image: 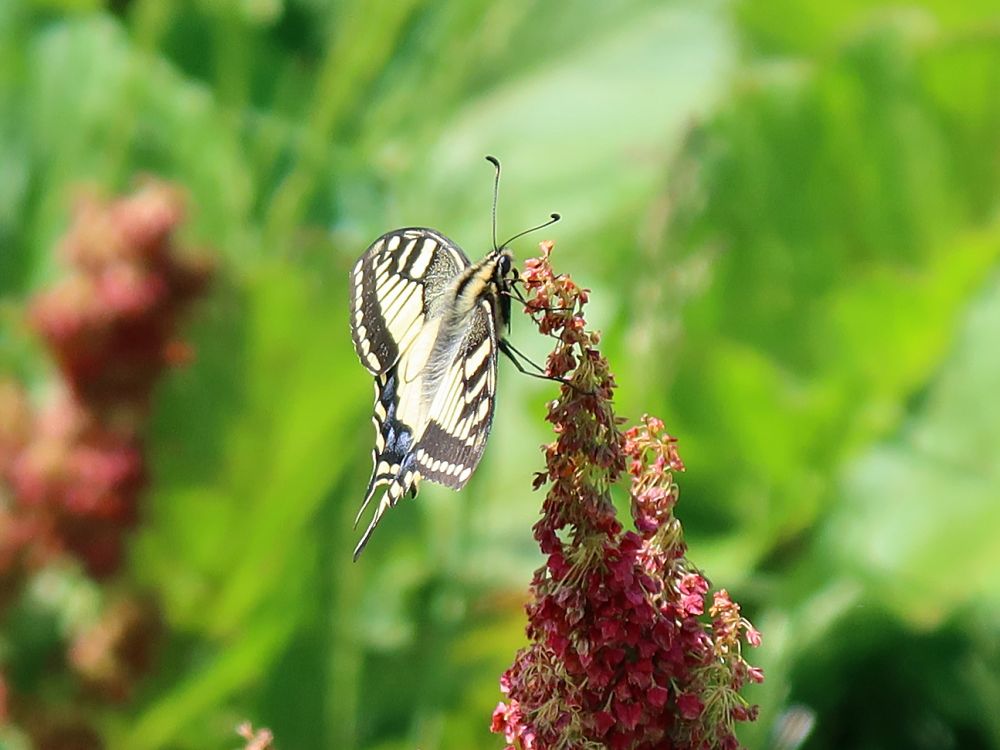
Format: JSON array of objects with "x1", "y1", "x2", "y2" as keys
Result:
[{"x1": 349, "y1": 157, "x2": 558, "y2": 559}]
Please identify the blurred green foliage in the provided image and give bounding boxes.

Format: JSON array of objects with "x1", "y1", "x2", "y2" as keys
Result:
[{"x1": 2, "y1": 0, "x2": 1000, "y2": 748}]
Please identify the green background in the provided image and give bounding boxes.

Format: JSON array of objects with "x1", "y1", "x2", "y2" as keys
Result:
[{"x1": 2, "y1": 0, "x2": 1000, "y2": 748}]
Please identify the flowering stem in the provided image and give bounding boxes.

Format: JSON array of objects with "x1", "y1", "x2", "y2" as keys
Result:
[{"x1": 491, "y1": 242, "x2": 762, "y2": 750}]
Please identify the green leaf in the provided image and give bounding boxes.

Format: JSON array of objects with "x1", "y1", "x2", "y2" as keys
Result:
[{"x1": 825, "y1": 273, "x2": 1000, "y2": 626}]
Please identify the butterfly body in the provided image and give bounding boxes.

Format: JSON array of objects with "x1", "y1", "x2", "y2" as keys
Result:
[{"x1": 349, "y1": 227, "x2": 514, "y2": 559}]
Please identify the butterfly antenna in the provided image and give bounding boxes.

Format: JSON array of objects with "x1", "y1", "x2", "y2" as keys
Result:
[
  {"x1": 500, "y1": 213, "x2": 561, "y2": 249},
  {"x1": 486, "y1": 155, "x2": 501, "y2": 252}
]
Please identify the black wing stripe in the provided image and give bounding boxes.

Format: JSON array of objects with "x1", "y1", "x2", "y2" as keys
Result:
[{"x1": 352, "y1": 247, "x2": 400, "y2": 373}]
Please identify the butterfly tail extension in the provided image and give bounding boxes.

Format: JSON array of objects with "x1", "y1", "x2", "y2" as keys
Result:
[
  {"x1": 352, "y1": 471, "x2": 419, "y2": 561},
  {"x1": 353, "y1": 368, "x2": 421, "y2": 559},
  {"x1": 353, "y1": 461, "x2": 395, "y2": 529}
]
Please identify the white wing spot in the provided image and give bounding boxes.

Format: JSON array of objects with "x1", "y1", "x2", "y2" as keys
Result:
[
  {"x1": 476, "y1": 397, "x2": 490, "y2": 422},
  {"x1": 409, "y1": 239, "x2": 436, "y2": 277},
  {"x1": 464, "y1": 340, "x2": 491, "y2": 379},
  {"x1": 387, "y1": 236, "x2": 401, "y2": 252},
  {"x1": 366, "y1": 352, "x2": 381, "y2": 369},
  {"x1": 459, "y1": 467, "x2": 472, "y2": 483}
]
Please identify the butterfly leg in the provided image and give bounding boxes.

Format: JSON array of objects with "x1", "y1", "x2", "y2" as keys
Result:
[
  {"x1": 499, "y1": 339, "x2": 548, "y2": 374},
  {"x1": 498, "y1": 339, "x2": 571, "y2": 386},
  {"x1": 499, "y1": 339, "x2": 596, "y2": 395}
]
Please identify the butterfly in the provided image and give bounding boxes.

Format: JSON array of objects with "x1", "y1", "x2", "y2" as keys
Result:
[{"x1": 348, "y1": 157, "x2": 559, "y2": 559}]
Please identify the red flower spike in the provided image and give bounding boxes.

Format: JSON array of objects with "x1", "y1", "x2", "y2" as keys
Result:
[
  {"x1": 0, "y1": 180, "x2": 210, "y2": 745},
  {"x1": 491, "y1": 243, "x2": 762, "y2": 749},
  {"x1": 30, "y1": 182, "x2": 212, "y2": 416},
  {"x1": 1, "y1": 181, "x2": 213, "y2": 580}
]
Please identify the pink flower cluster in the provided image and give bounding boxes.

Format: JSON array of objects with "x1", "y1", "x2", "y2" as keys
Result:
[
  {"x1": 29, "y1": 182, "x2": 208, "y2": 409},
  {"x1": 1, "y1": 181, "x2": 211, "y2": 580},
  {"x1": 492, "y1": 243, "x2": 762, "y2": 750},
  {"x1": 0, "y1": 181, "x2": 210, "y2": 744}
]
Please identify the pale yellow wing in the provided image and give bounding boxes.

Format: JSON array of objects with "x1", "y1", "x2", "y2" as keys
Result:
[{"x1": 349, "y1": 228, "x2": 469, "y2": 375}]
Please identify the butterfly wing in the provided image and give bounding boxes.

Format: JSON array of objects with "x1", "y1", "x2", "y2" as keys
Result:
[
  {"x1": 413, "y1": 298, "x2": 499, "y2": 489},
  {"x1": 349, "y1": 228, "x2": 470, "y2": 375},
  {"x1": 352, "y1": 298, "x2": 501, "y2": 559}
]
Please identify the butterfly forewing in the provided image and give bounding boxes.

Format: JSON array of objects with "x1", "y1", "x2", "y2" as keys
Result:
[{"x1": 350, "y1": 229, "x2": 470, "y2": 375}]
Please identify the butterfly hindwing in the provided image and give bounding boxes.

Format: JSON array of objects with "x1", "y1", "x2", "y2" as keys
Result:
[
  {"x1": 349, "y1": 228, "x2": 470, "y2": 375},
  {"x1": 413, "y1": 299, "x2": 498, "y2": 489}
]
